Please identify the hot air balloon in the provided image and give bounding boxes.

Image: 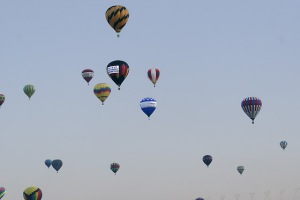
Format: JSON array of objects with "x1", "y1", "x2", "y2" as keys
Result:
[
  {"x1": 82, "y1": 69, "x2": 94, "y2": 85},
  {"x1": 23, "y1": 187, "x2": 42, "y2": 200},
  {"x1": 203, "y1": 155, "x2": 212, "y2": 167},
  {"x1": 110, "y1": 163, "x2": 120, "y2": 175},
  {"x1": 0, "y1": 187, "x2": 6, "y2": 199},
  {"x1": 23, "y1": 84, "x2": 35, "y2": 100},
  {"x1": 148, "y1": 68, "x2": 160, "y2": 87},
  {"x1": 52, "y1": 159, "x2": 63, "y2": 173},
  {"x1": 44, "y1": 159, "x2": 52, "y2": 168},
  {"x1": 93, "y1": 83, "x2": 111, "y2": 105},
  {"x1": 237, "y1": 166, "x2": 244, "y2": 175},
  {"x1": 280, "y1": 141, "x2": 288, "y2": 150},
  {"x1": 241, "y1": 97, "x2": 262, "y2": 124},
  {"x1": 0, "y1": 94, "x2": 5, "y2": 108},
  {"x1": 140, "y1": 97, "x2": 157, "y2": 119},
  {"x1": 106, "y1": 60, "x2": 129, "y2": 90},
  {"x1": 195, "y1": 198, "x2": 204, "y2": 200},
  {"x1": 105, "y1": 5, "x2": 129, "y2": 37}
]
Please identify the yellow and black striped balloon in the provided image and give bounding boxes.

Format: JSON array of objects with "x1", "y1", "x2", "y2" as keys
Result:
[{"x1": 105, "y1": 5, "x2": 129, "y2": 37}]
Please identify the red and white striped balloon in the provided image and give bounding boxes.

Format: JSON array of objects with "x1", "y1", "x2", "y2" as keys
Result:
[{"x1": 147, "y1": 68, "x2": 160, "y2": 87}]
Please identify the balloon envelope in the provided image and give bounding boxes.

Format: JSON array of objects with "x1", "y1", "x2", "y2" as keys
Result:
[
  {"x1": 110, "y1": 163, "x2": 120, "y2": 174},
  {"x1": 203, "y1": 155, "x2": 212, "y2": 167},
  {"x1": 140, "y1": 97, "x2": 157, "y2": 118},
  {"x1": 23, "y1": 187, "x2": 42, "y2": 200},
  {"x1": 280, "y1": 141, "x2": 288, "y2": 150},
  {"x1": 44, "y1": 159, "x2": 52, "y2": 168},
  {"x1": 0, "y1": 94, "x2": 5, "y2": 107},
  {"x1": 241, "y1": 97, "x2": 262, "y2": 124},
  {"x1": 147, "y1": 68, "x2": 160, "y2": 87},
  {"x1": 105, "y1": 5, "x2": 129, "y2": 36},
  {"x1": 82, "y1": 69, "x2": 94, "y2": 85},
  {"x1": 93, "y1": 83, "x2": 111, "y2": 105},
  {"x1": 106, "y1": 60, "x2": 129, "y2": 90},
  {"x1": 52, "y1": 159, "x2": 63, "y2": 172},
  {"x1": 195, "y1": 198, "x2": 204, "y2": 200},
  {"x1": 237, "y1": 166, "x2": 244, "y2": 175},
  {"x1": 23, "y1": 85, "x2": 35, "y2": 99},
  {"x1": 0, "y1": 187, "x2": 6, "y2": 199}
]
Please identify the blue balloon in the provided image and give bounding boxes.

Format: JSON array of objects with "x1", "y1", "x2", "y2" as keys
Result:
[
  {"x1": 44, "y1": 159, "x2": 52, "y2": 168},
  {"x1": 140, "y1": 97, "x2": 157, "y2": 119},
  {"x1": 195, "y1": 198, "x2": 204, "y2": 200},
  {"x1": 203, "y1": 155, "x2": 212, "y2": 167},
  {"x1": 52, "y1": 159, "x2": 63, "y2": 173}
]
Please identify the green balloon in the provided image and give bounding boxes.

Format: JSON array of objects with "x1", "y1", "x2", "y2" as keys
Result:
[{"x1": 23, "y1": 84, "x2": 35, "y2": 100}]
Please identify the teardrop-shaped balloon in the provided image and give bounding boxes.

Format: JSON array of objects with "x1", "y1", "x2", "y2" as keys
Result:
[
  {"x1": 23, "y1": 84, "x2": 35, "y2": 100},
  {"x1": 106, "y1": 60, "x2": 129, "y2": 90},
  {"x1": 0, "y1": 94, "x2": 5, "y2": 108},
  {"x1": 241, "y1": 97, "x2": 262, "y2": 124},
  {"x1": 105, "y1": 5, "x2": 129, "y2": 37},
  {"x1": 44, "y1": 159, "x2": 52, "y2": 168},
  {"x1": 140, "y1": 97, "x2": 157, "y2": 119},
  {"x1": 52, "y1": 159, "x2": 63, "y2": 173},
  {"x1": 82, "y1": 69, "x2": 94, "y2": 85},
  {"x1": 110, "y1": 163, "x2": 120, "y2": 175},
  {"x1": 0, "y1": 187, "x2": 6, "y2": 199},
  {"x1": 203, "y1": 155, "x2": 213, "y2": 167},
  {"x1": 93, "y1": 83, "x2": 111, "y2": 105},
  {"x1": 280, "y1": 141, "x2": 288, "y2": 150},
  {"x1": 237, "y1": 166, "x2": 244, "y2": 175},
  {"x1": 148, "y1": 68, "x2": 160, "y2": 87},
  {"x1": 23, "y1": 187, "x2": 42, "y2": 200}
]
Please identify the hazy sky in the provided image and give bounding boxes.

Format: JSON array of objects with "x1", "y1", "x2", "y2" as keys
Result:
[{"x1": 0, "y1": 0, "x2": 300, "y2": 200}]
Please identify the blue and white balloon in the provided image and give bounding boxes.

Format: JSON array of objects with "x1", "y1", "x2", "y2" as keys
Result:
[{"x1": 140, "y1": 97, "x2": 157, "y2": 119}]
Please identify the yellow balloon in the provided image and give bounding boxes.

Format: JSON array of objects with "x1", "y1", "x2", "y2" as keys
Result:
[
  {"x1": 93, "y1": 83, "x2": 111, "y2": 105},
  {"x1": 105, "y1": 5, "x2": 129, "y2": 37}
]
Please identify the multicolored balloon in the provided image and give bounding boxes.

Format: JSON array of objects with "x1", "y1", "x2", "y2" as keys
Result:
[
  {"x1": 0, "y1": 187, "x2": 6, "y2": 199},
  {"x1": 106, "y1": 60, "x2": 129, "y2": 90},
  {"x1": 105, "y1": 5, "x2": 129, "y2": 37},
  {"x1": 203, "y1": 155, "x2": 212, "y2": 167},
  {"x1": 93, "y1": 83, "x2": 111, "y2": 105},
  {"x1": 45, "y1": 159, "x2": 52, "y2": 168},
  {"x1": 237, "y1": 166, "x2": 244, "y2": 175},
  {"x1": 0, "y1": 94, "x2": 5, "y2": 108},
  {"x1": 280, "y1": 141, "x2": 288, "y2": 150},
  {"x1": 82, "y1": 69, "x2": 94, "y2": 85},
  {"x1": 23, "y1": 187, "x2": 42, "y2": 200},
  {"x1": 241, "y1": 97, "x2": 262, "y2": 124},
  {"x1": 23, "y1": 84, "x2": 35, "y2": 100},
  {"x1": 147, "y1": 68, "x2": 160, "y2": 87},
  {"x1": 110, "y1": 163, "x2": 120, "y2": 175},
  {"x1": 140, "y1": 97, "x2": 157, "y2": 119},
  {"x1": 52, "y1": 159, "x2": 63, "y2": 173}
]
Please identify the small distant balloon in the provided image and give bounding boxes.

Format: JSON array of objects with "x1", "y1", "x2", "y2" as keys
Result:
[
  {"x1": 203, "y1": 155, "x2": 212, "y2": 167},
  {"x1": 52, "y1": 159, "x2": 63, "y2": 173},
  {"x1": 147, "y1": 68, "x2": 160, "y2": 87},
  {"x1": 140, "y1": 97, "x2": 157, "y2": 119},
  {"x1": 23, "y1": 84, "x2": 35, "y2": 100},
  {"x1": 23, "y1": 187, "x2": 42, "y2": 200},
  {"x1": 0, "y1": 94, "x2": 5, "y2": 108},
  {"x1": 0, "y1": 187, "x2": 6, "y2": 199},
  {"x1": 44, "y1": 159, "x2": 52, "y2": 168},
  {"x1": 82, "y1": 69, "x2": 94, "y2": 85},
  {"x1": 241, "y1": 97, "x2": 262, "y2": 124},
  {"x1": 280, "y1": 141, "x2": 287, "y2": 150},
  {"x1": 237, "y1": 166, "x2": 244, "y2": 175},
  {"x1": 105, "y1": 5, "x2": 129, "y2": 37},
  {"x1": 110, "y1": 163, "x2": 120, "y2": 175},
  {"x1": 93, "y1": 83, "x2": 111, "y2": 105},
  {"x1": 195, "y1": 198, "x2": 204, "y2": 200}
]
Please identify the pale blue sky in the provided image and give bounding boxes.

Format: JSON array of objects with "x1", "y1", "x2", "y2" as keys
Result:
[{"x1": 0, "y1": 1, "x2": 300, "y2": 200}]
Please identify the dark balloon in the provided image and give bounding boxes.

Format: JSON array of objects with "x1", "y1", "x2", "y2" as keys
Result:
[
  {"x1": 110, "y1": 163, "x2": 120, "y2": 175},
  {"x1": 52, "y1": 159, "x2": 63, "y2": 173},
  {"x1": 203, "y1": 155, "x2": 212, "y2": 167},
  {"x1": 44, "y1": 159, "x2": 52, "y2": 168},
  {"x1": 195, "y1": 198, "x2": 204, "y2": 200},
  {"x1": 106, "y1": 60, "x2": 129, "y2": 90}
]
